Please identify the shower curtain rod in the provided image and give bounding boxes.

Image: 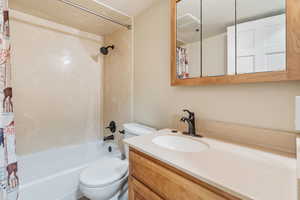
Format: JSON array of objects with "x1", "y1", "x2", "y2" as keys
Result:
[{"x1": 57, "y1": 0, "x2": 132, "y2": 30}]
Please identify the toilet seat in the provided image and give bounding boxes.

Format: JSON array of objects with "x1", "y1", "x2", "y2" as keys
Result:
[{"x1": 80, "y1": 157, "x2": 128, "y2": 188}]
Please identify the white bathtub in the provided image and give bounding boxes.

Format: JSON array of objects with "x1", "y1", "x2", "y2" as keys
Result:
[{"x1": 18, "y1": 141, "x2": 121, "y2": 200}]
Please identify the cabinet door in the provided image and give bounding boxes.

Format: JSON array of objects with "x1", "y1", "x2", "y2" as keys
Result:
[{"x1": 129, "y1": 177, "x2": 164, "y2": 200}]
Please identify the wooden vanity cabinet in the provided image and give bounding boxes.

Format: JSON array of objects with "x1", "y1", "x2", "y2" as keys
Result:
[{"x1": 128, "y1": 148, "x2": 241, "y2": 200}]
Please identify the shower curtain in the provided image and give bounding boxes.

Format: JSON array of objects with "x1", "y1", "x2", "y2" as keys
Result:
[
  {"x1": 176, "y1": 47, "x2": 189, "y2": 79},
  {"x1": 0, "y1": 0, "x2": 19, "y2": 199}
]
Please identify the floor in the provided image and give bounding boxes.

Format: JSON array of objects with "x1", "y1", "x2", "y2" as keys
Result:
[{"x1": 79, "y1": 194, "x2": 128, "y2": 200}]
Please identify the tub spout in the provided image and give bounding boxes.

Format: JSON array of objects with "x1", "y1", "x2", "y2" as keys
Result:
[{"x1": 103, "y1": 134, "x2": 114, "y2": 141}]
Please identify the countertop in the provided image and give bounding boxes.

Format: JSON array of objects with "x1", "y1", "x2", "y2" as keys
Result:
[{"x1": 124, "y1": 129, "x2": 297, "y2": 200}]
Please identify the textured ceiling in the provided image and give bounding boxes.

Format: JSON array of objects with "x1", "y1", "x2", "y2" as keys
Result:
[{"x1": 10, "y1": 0, "x2": 132, "y2": 36}]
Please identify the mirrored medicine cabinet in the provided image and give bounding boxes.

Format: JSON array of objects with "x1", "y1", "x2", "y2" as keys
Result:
[{"x1": 171, "y1": 0, "x2": 300, "y2": 86}]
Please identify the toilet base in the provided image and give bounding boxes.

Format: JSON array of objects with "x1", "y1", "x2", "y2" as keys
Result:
[
  {"x1": 81, "y1": 190, "x2": 128, "y2": 200},
  {"x1": 109, "y1": 190, "x2": 128, "y2": 200}
]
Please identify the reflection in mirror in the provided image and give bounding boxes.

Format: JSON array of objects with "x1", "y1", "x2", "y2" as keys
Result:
[
  {"x1": 176, "y1": 0, "x2": 201, "y2": 79},
  {"x1": 202, "y1": 0, "x2": 236, "y2": 77},
  {"x1": 233, "y1": 0, "x2": 286, "y2": 74}
]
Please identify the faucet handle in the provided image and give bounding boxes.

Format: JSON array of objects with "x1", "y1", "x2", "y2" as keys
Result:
[
  {"x1": 180, "y1": 117, "x2": 188, "y2": 122},
  {"x1": 183, "y1": 109, "x2": 194, "y2": 119},
  {"x1": 105, "y1": 121, "x2": 116, "y2": 133}
]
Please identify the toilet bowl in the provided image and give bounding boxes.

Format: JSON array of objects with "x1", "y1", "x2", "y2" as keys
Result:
[
  {"x1": 79, "y1": 157, "x2": 128, "y2": 200},
  {"x1": 79, "y1": 123, "x2": 156, "y2": 200}
]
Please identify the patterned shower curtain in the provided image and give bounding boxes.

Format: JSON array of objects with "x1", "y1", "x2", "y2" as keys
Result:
[
  {"x1": 176, "y1": 47, "x2": 189, "y2": 79},
  {"x1": 0, "y1": 0, "x2": 19, "y2": 199}
]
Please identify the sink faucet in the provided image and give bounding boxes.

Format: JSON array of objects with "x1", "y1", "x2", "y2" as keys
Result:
[{"x1": 180, "y1": 109, "x2": 201, "y2": 137}]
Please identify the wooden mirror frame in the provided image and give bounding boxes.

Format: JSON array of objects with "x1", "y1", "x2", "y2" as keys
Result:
[{"x1": 171, "y1": 0, "x2": 300, "y2": 86}]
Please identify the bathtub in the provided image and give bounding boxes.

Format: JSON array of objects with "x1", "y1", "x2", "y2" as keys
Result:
[{"x1": 18, "y1": 141, "x2": 121, "y2": 200}]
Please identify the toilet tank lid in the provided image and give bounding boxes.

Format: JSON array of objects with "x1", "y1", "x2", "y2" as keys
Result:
[{"x1": 123, "y1": 123, "x2": 156, "y2": 136}]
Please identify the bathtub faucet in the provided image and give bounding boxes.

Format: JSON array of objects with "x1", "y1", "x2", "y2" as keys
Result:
[
  {"x1": 103, "y1": 134, "x2": 114, "y2": 141},
  {"x1": 103, "y1": 121, "x2": 116, "y2": 142}
]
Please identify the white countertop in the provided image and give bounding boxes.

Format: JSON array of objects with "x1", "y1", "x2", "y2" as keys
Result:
[{"x1": 124, "y1": 129, "x2": 297, "y2": 200}]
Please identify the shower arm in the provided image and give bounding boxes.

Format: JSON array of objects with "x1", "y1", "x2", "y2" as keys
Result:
[{"x1": 56, "y1": 0, "x2": 132, "y2": 30}]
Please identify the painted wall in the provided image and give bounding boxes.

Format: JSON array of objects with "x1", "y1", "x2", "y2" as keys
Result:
[
  {"x1": 10, "y1": 11, "x2": 103, "y2": 155},
  {"x1": 103, "y1": 28, "x2": 133, "y2": 136},
  {"x1": 133, "y1": 0, "x2": 300, "y2": 132}
]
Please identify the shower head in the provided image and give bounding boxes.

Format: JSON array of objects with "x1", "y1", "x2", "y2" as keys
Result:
[{"x1": 100, "y1": 45, "x2": 114, "y2": 55}]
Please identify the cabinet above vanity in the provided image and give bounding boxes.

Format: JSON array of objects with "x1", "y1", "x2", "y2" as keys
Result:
[{"x1": 171, "y1": 0, "x2": 300, "y2": 86}]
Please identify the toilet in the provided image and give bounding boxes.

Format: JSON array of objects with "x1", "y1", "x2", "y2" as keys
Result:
[{"x1": 79, "y1": 123, "x2": 156, "y2": 200}]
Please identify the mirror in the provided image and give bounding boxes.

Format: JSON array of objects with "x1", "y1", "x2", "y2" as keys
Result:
[
  {"x1": 172, "y1": 0, "x2": 300, "y2": 86},
  {"x1": 176, "y1": 0, "x2": 201, "y2": 79},
  {"x1": 234, "y1": 0, "x2": 286, "y2": 74},
  {"x1": 202, "y1": 0, "x2": 235, "y2": 77}
]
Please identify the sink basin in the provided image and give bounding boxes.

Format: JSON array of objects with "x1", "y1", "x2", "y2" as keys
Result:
[{"x1": 152, "y1": 135, "x2": 209, "y2": 152}]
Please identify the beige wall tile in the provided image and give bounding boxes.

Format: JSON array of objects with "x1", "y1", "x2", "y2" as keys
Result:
[
  {"x1": 103, "y1": 28, "x2": 133, "y2": 136},
  {"x1": 10, "y1": 11, "x2": 104, "y2": 155}
]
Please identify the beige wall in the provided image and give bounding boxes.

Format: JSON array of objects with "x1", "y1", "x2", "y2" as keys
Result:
[
  {"x1": 11, "y1": 11, "x2": 103, "y2": 155},
  {"x1": 103, "y1": 28, "x2": 133, "y2": 136},
  {"x1": 133, "y1": 0, "x2": 300, "y2": 133}
]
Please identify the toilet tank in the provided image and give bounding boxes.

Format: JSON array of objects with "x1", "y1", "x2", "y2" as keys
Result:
[
  {"x1": 123, "y1": 123, "x2": 156, "y2": 138},
  {"x1": 121, "y1": 123, "x2": 156, "y2": 159}
]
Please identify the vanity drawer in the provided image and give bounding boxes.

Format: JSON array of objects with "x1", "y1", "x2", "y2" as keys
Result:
[
  {"x1": 129, "y1": 177, "x2": 164, "y2": 200},
  {"x1": 129, "y1": 149, "x2": 240, "y2": 200}
]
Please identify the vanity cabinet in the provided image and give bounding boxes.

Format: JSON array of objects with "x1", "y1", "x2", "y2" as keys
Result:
[{"x1": 128, "y1": 148, "x2": 241, "y2": 200}]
